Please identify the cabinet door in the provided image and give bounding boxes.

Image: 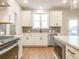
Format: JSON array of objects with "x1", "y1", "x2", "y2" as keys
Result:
[
  {"x1": 22, "y1": 34, "x2": 32, "y2": 46},
  {"x1": 66, "y1": 52, "x2": 75, "y2": 59},
  {"x1": 33, "y1": 35, "x2": 40, "y2": 46},
  {"x1": 21, "y1": 11, "x2": 32, "y2": 26},
  {"x1": 40, "y1": 34, "x2": 48, "y2": 46},
  {"x1": 76, "y1": 55, "x2": 79, "y2": 59},
  {"x1": 41, "y1": 36, "x2": 48, "y2": 46},
  {"x1": 66, "y1": 46, "x2": 79, "y2": 59},
  {"x1": 22, "y1": 33, "x2": 48, "y2": 46},
  {"x1": 22, "y1": 33, "x2": 41, "y2": 46},
  {"x1": 22, "y1": 35, "x2": 30, "y2": 45},
  {"x1": 50, "y1": 11, "x2": 62, "y2": 26}
]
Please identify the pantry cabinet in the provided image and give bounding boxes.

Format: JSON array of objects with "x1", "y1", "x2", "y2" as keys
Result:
[
  {"x1": 50, "y1": 11, "x2": 63, "y2": 26},
  {"x1": 21, "y1": 11, "x2": 32, "y2": 26}
]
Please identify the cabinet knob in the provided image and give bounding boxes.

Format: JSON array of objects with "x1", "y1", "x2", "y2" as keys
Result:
[
  {"x1": 40, "y1": 37, "x2": 42, "y2": 40},
  {"x1": 26, "y1": 37, "x2": 29, "y2": 40},
  {"x1": 56, "y1": 23, "x2": 58, "y2": 26}
]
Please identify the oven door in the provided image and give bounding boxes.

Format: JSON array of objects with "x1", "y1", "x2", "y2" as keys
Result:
[{"x1": 54, "y1": 39, "x2": 65, "y2": 59}]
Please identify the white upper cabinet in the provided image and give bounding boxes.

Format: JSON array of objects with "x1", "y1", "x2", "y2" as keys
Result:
[
  {"x1": 21, "y1": 11, "x2": 32, "y2": 26},
  {"x1": 50, "y1": 11, "x2": 63, "y2": 26},
  {"x1": 21, "y1": 10, "x2": 63, "y2": 27}
]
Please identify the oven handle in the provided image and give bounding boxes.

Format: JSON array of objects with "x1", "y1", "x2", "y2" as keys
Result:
[{"x1": 67, "y1": 49, "x2": 75, "y2": 55}]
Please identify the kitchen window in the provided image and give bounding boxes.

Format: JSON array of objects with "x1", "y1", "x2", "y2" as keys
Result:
[
  {"x1": 32, "y1": 13, "x2": 49, "y2": 29},
  {"x1": 68, "y1": 19, "x2": 78, "y2": 34}
]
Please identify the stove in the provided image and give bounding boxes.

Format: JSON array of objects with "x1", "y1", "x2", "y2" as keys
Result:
[{"x1": 0, "y1": 36, "x2": 19, "y2": 46}]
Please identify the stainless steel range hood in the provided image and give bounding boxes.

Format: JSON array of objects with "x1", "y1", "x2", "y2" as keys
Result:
[
  {"x1": 0, "y1": 1, "x2": 11, "y2": 24},
  {"x1": 0, "y1": 19, "x2": 12, "y2": 24},
  {"x1": 0, "y1": 0, "x2": 10, "y2": 7}
]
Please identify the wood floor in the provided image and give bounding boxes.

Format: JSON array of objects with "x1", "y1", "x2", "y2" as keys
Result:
[{"x1": 23, "y1": 47, "x2": 54, "y2": 59}]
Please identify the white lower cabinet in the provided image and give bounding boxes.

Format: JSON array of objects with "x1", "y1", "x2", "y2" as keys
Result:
[
  {"x1": 66, "y1": 51, "x2": 75, "y2": 59},
  {"x1": 66, "y1": 46, "x2": 79, "y2": 59},
  {"x1": 22, "y1": 33, "x2": 48, "y2": 46},
  {"x1": 22, "y1": 34, "x2": 32, "y2": 45},
  {"x1": 40, "y1": 35, "x2": 48, "y2": 46},
  {"x1": 32, "y1": 35, "x2": 41, "y2": 46}
]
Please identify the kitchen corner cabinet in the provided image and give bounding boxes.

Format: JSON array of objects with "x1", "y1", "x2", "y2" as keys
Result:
[
  {"x1": 50, "y1": 11, "x2": 63, "y2": 26},
  {"x1": 21, "y1": 11, "x2": 32, "y2": 26},
  {"x1": 66, "y1": 46, "x2": 79, "y2": 59},
  {"x1": 0, "y1": 46, "x2": 18, "y2": 59}
]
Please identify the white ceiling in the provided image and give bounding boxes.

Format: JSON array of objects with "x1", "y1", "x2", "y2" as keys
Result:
[{"x1": 16, "y1": 0, "x2": 79, "y2": 10}]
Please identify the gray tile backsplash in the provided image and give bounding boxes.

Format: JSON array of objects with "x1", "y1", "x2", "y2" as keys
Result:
[
  {"x1": 22, "y1": 26, "x2": 60, "y2": 33},
  {"x1": 50, "y1": 26, "x2": 60, "y2": 33},
  {"x1": 22, "y1": 26, "x2": 32, "y2": 33}
]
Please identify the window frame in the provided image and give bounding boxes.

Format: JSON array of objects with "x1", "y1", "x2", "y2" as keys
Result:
[{"x1": 32, "y1": 13, "x2": 49, "y2": 29}]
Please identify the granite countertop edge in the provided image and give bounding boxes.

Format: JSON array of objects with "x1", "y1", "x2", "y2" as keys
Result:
[{"x1": 54, "y1": 36, "x2": 79, "y2": 51}]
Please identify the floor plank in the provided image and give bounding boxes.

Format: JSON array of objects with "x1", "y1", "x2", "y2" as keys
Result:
[{"x1": 23, "y1": 47, "x2": 54, "y2": 59}]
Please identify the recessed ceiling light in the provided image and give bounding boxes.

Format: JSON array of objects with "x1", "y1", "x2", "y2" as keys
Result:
[
  {"x1": 1, "y1": 2, "x2": 5, "y2": 5},
  {"x1": 71, "y1": 4, "x2": 77, "y2": 9},
  {"x1": 37, "y1": 10, "x2": 44, "y2": 13},
  {"x1": 62, "y1": 0, "x2": 67, "y2": 4},
  {"x1": 24, "y1": 0, "x2": 28, "y2": 3},
  {"x1": 73, "y1": 4, "x2": 77, "y2": 8},
  {"x1": 39, "y1": 6, "x2": 43, "y2": 9},
  {"x1": 72, "y1": 0, "x2": 77, "y2": 4}
]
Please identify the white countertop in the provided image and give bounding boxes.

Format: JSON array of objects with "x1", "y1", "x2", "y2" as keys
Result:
[{"x1": 54, "y1": 35, "x2": 79, "y2": 51}]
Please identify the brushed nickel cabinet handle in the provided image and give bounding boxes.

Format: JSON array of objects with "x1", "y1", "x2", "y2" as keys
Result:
[
  {"x1": 40, "y1": 37, "x2": 42, "y2": 40},
  {"x1": 67, "y1": 49, "x2": 75, "y2": 55}
]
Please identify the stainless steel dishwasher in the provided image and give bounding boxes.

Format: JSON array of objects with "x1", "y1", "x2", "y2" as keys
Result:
[{"x1": 48, "y1": 34, "x2": 57, "y2": 47}]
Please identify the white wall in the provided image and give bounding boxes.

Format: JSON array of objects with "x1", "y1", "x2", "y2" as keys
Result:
[
  {"x1": 61, "y1": 10, "x2": 79, "y2": 34},
  {"x1": 8, "y1": 0, "x2": 22, "y2": 35}
]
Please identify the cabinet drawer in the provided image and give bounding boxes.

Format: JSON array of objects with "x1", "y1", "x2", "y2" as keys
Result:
[{"x1": 66, "y1": 46, "x2": 79, "y2": 59}]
